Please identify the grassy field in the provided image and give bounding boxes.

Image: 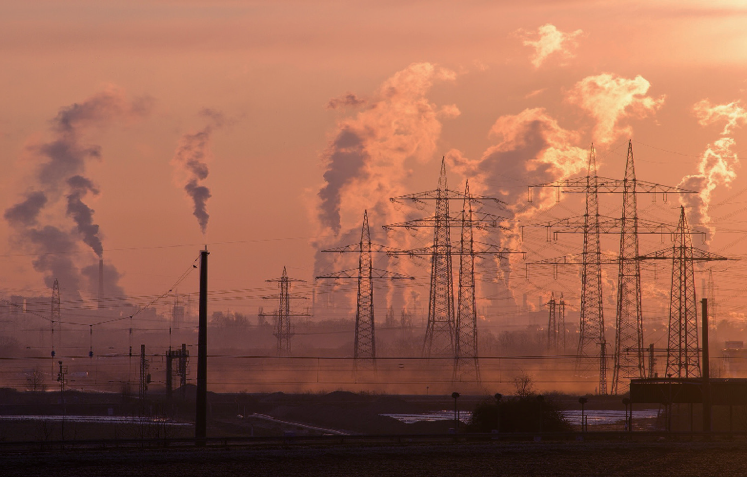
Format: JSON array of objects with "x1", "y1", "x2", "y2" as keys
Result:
[{"x1": 4, "y1": 441, "x2": 747, "y2": 476}]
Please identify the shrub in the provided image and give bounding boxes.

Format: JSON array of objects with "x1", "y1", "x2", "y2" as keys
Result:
[{"x1": 468, "y1": 395, "x2": 571, "y2": 433}]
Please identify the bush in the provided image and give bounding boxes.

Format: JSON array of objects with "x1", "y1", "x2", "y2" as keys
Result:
[{"x1": 467, "y1": 395, "x2": 571, "y2": 433}]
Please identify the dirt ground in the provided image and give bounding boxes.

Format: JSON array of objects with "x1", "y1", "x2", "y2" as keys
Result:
[{"x1": 4, "y1": 441, "x2": 747, "y2": 477}]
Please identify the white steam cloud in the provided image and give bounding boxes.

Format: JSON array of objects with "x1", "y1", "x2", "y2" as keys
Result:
[
  {"x1": 680, "y1": 100, "x2": 747, "y2": 238},
  {"x1": 567, "y1": 73, "x2": 665, "y2": 144},
  {"x1": 313, "y1": 62, "x2": 458, "y2": 314},
  {"x1": 520, "y1": 24, "x2": 583, "y2": 68}
]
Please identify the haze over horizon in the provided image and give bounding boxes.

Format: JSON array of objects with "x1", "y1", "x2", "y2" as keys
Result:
[{"x1": 2, "y1": 0, "x2": 747, "y2": 355}]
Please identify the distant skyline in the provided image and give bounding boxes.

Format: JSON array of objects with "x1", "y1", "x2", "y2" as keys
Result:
[{"x1": 1, "y1": 1, "x2": 747, "y2": 332}]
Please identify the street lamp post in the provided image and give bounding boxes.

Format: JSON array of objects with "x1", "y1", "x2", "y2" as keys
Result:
[
  {"x1": 494, "y1": 393, "x2": 502, "y2": 433},
  {"x1": 537, "y1": 395, "x2": 544, "y2": 434},
  {"x1": 579, "y1": 397, "x2": 588, "y2": 432},
  {"x1": 452, "y1": 392, "x2": 460, "y2": 434},
  {"x1": 622, "y1": 398, "x2": 631, "y2": 432}
]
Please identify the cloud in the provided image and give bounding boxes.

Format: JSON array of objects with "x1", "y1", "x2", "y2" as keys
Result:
[
  {"x1": 693, "y1": 99, "x2": 747, "y2": 135},
  {"x1": 520, "y1": 24, "x2": 583, "y2": 68},
  {"x1": 567, "y1": 73, "x2": 665, "y2": 144}
]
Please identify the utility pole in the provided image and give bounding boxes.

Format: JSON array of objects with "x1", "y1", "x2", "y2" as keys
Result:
[
  {"x1": 139, "y1": 344, "x2": 149, "y2": 404},
  {"x1": 51, "y1": 279, "x2": 60, "y2": 358},
  {"x1": 261, "y1": 267, "x2": 309, "y2": 355},
  {"x1": 639, "y1": 207, "x2": 727, "y2": 378},
  {"x1": 317, "y1": 210, "x2": 412, "y2": 364}
]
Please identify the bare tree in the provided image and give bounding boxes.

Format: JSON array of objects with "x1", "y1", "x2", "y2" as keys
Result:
[
  {"x1": 26, "y1": 367, "x2": 47, "y2": 392},
  {"x1": 513, "y1": 372, "x2": 534, "y2": 397}
]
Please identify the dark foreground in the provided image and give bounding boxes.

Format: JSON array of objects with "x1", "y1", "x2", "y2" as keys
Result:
[{"x1": 4, "y1": 441, "x2": 747, "y2": 476}]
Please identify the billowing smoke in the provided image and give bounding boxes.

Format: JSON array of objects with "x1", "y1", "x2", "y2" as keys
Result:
[
  {"x1": 448, "y1": 108, "x2": 587, "y2": 309},
  {"x1": 171, "y1": 109, "x2": 226, "y2": 235},
  {"x1": 519, "y1": 24, "x2": 583, "y2": 68},
  {"x1": 4, "y1": 88, "x2": 151, "y2": 298},
  {"x1": 566, "y1": 73, "x2": 664, "y2": 144},
  {"x1": 680, "y1": 100, "x2": 747, "y2": 238},
  {"x1": 313, "y1": 62, "x2": 459, "y2": 314},
  {"x1": 66, "y1": 175, "x2": 103, "y2": 257}
]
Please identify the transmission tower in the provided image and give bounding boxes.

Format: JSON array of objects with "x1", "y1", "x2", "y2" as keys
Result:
[
  {"x1": 454, "y1": 181, "x2": 479, "y2": 382},
  {"x1": 559, "y1": 293, "x2": 566, "y2": 352},
  {"x1": 612, "y1": 141, "x2": 645, "y2": 392},
  {"x1": 527, "y1": 141, "x2": 698, "y2": 394},
  {"x1": 51, "y1": 279, "x2": 60, "y2": 357},
  {"x1": 261, "y1": 267, "x2": 309, "y2": 355},
  {"x1": 384, "y1": 161, "x2": 514, "y2": 361},
  {"x1": 317, "y1": 210, "x2": 412, "y2": 363},
  {"x1": 639, "y1": 206, "x2": 727, "y2": 378},
  {"x1": 547, "y1": 292, "x2": 557, "y2": 353}
]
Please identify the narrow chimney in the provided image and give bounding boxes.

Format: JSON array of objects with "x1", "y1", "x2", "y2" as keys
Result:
[{"x1": 98, "y1": 258, "x2": 104, "y2": 309}]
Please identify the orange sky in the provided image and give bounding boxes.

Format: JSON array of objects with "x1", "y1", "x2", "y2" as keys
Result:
[{"x1": 2, "y1": 0, "x2": 747, "y2": 338}]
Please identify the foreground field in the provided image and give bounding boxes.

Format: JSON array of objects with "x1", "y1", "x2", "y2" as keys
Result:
[{"x1": 4, "y1": 441, "x2": 747, "y2": 476}]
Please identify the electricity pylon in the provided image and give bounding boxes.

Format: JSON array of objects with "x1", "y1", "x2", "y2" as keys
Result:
[
  {"x1": 639, "y1": 206, "x2": 727, "y2": 378},
  {"x1": 51, "y1": 279, "x2": 60, "y2": 357},
  {"x1": 454, "y1": 181, "x2": 480, "y2": 382},
  {"x1": 384, "y1": 159, "x2": 507, "y2": 359},
  {"x1": 527, "y1": 141, "x2": 699, "y2": 394},
  {"x1": 261, "y1": 267, "x2": 309, "y2": 355},
  {"x1": 547, "y1": 292, "x2": 557, "y2": 353},
  {"x1": 317, "y1": 210, "x2": 412, "y2": 363}
]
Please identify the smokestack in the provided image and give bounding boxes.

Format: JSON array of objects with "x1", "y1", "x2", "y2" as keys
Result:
[
  {"x1": 98, "y1": 258, "x2": 104, "y2": 309},
  {"x1": 195, "y1": 246, "x2": 209, "y2": 444}
]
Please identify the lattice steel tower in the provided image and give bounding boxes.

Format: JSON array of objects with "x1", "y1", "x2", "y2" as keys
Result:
[
  {"x1": 611, "y1": 142, "x2": 645, "y2": 392},
  {"x1": 547, "y1": 292, "x2": 557, "y2": 352},
  {"x1": 385, "y1": 160, "x2": 509, "y2": 359},
  {"x1": 579, "y1": 146, "x2": 606, "y2": 392},
  {"x1": 262, "y1": 267, "x2": 308, "y2": 355},
  {"x1": 640, "y1": 207, "x2": 727, "y2": 378},
  {"x1": 455, "y1": 181, "x2": 479, "y2": 382},
  {"x1": 528, "y1": 141, "x2": 698, "y2": 394},
  {"x1": 317, "y1": 210, "x2": 412, "y2": 362}
]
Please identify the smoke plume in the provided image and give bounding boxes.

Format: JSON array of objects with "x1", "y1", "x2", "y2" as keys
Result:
[
  {"x1": 4, "y1": 87, "x2": 151, "y2": 297},
  {"x1": 66, "y1": 175, "x2": 103, "y2": 257},
  {"x1": 519, "y1": 24, "x2": 583, "y2": 68},
  {"x1": 680, "y1": 100, "x2": 747, "y2": 237},
  {"x1": 566, "y1": 73, "x2": 664, "y2": 144},
  {"x1": 171, "y1": 110, "x2": 226, "y2": 235}
]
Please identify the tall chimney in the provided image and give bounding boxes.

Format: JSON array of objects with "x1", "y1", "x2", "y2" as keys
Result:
[
  {"x1": 195, "y1": 246, "x2": 209, "y2": 444},
  {"x1": 98, "y1": 258, "x2": 104, "y2": 309}
]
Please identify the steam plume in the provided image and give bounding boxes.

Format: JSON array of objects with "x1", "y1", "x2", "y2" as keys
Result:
[
  {"x1": 519, "y1": 24, "x2": 583, "y2": 68},
  {"x1": 313, "y1": 62, "x2": 458, "y2": 314},
  {"x1": 680, "y1": 100, "x2": 747, "y2": 238},
  {"x1": 567, "y1": 73, "x2": 664, "y2": 144},
  {"x1": 448, "y1": 108, "x2": 587, "y2": 308}
]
